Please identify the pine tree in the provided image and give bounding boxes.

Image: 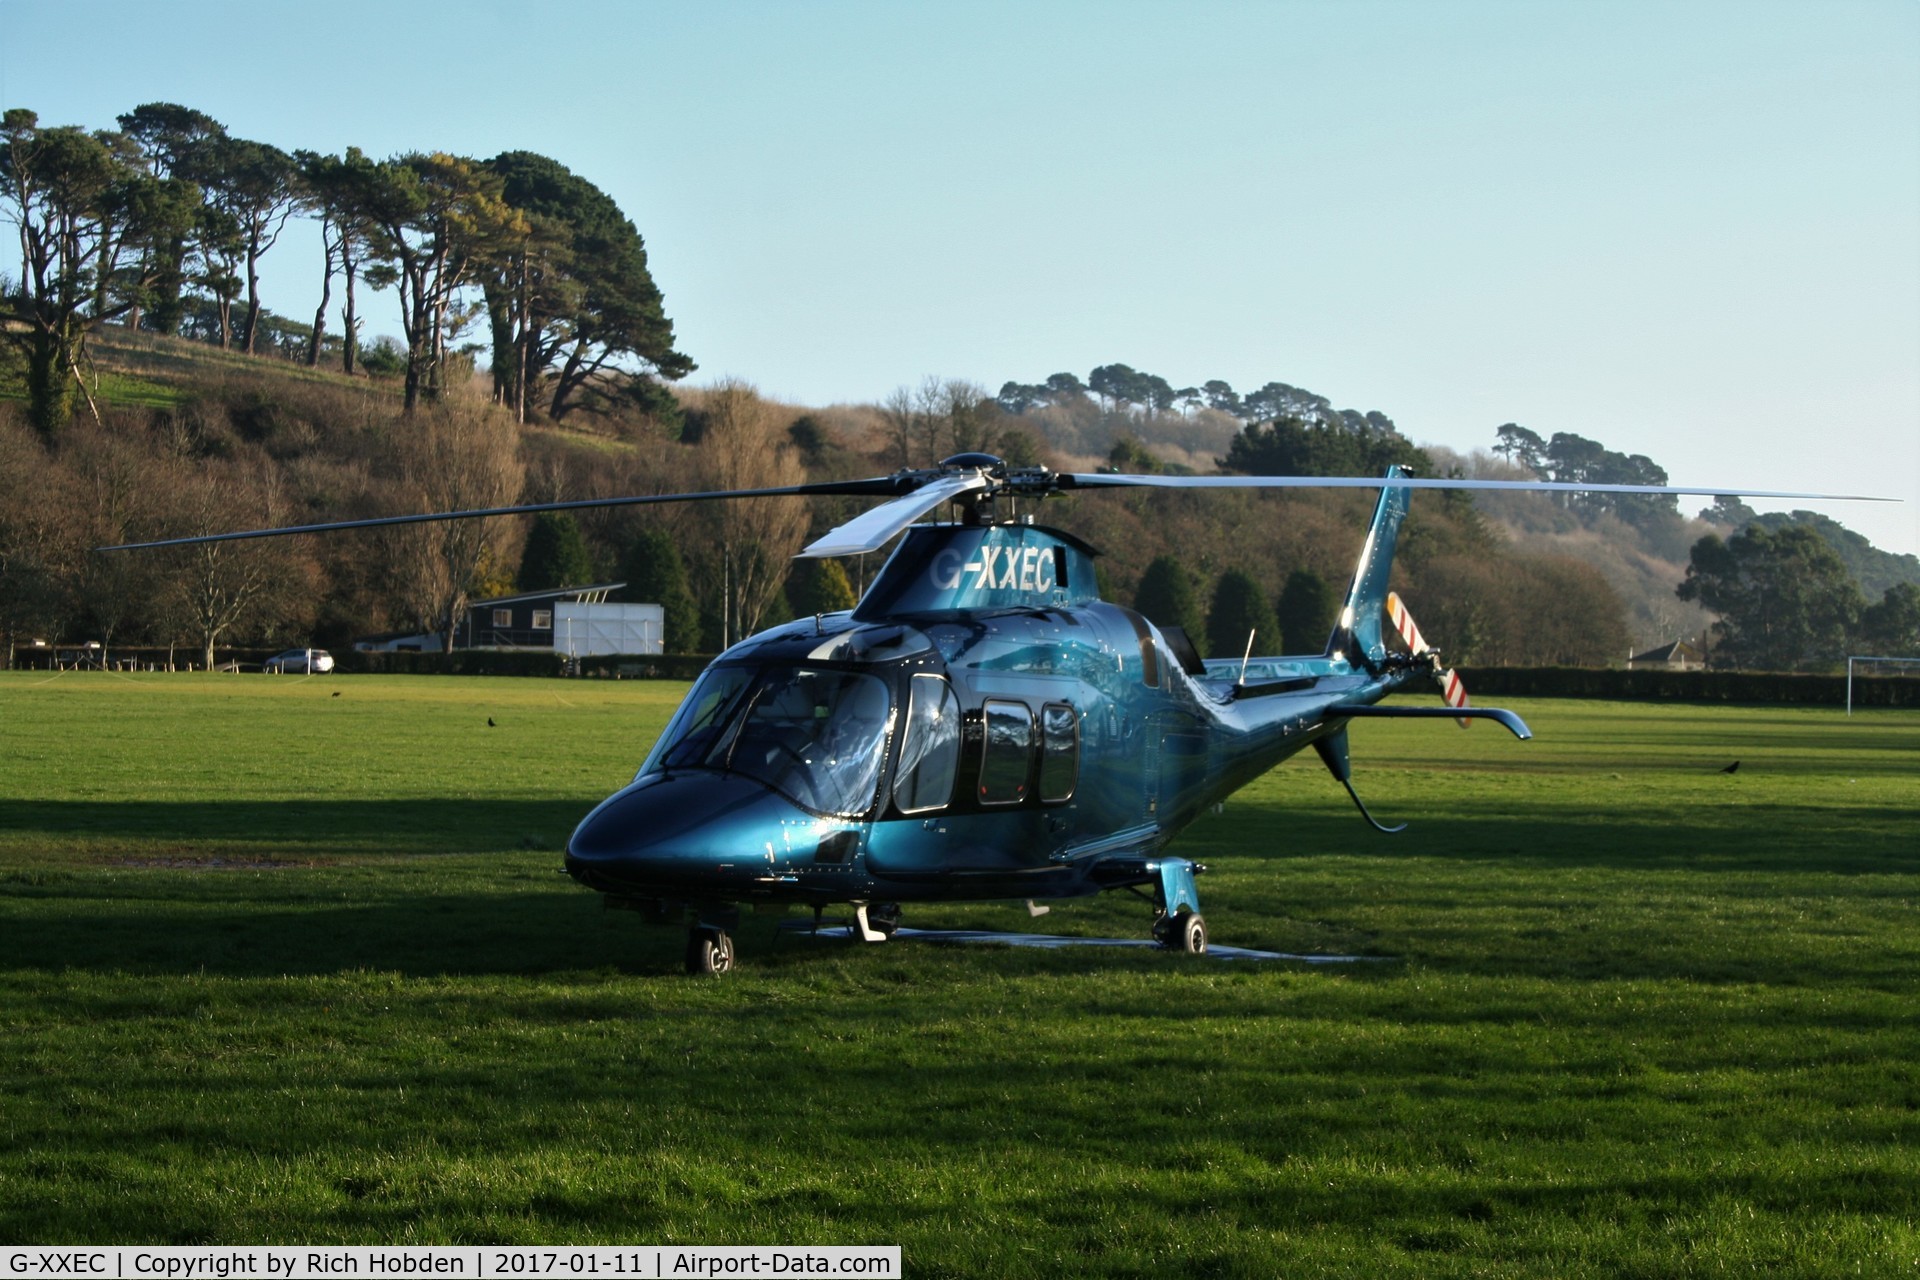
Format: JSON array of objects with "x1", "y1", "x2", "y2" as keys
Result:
[
  {"x1": 1133, "y1": 556, "x2": 1203, "y2": 642},
  {"x1": 516, "y1": 512, "x2": 594, "y2": 590},
  {"x1": 1206, "y1": 570, "x2": 1278, "y2": 660},
  {"x1": 788, "y1": 559, "x2": 858, "y2": 616},
  {"x1": 617, "y1": 527, "x2": 702, "y2": 653},
  {"x1": 1275, "y1": 568, "x2": 1337, "y2": 654}
]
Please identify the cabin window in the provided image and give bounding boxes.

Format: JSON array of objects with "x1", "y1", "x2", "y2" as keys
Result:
[
  {"x1": 978, "y1": 699, "x2": 1033, "y2": 806},
  {"x1": 532, "y1": 610, "x2": 552, "y2": 629},
  {"x1": 893, "y1": 674, "x2": 960, "y2": 814},
  {"x1": 492, "y1": 608, "x2": 512, "y2": 627},
  {"x1": 1039, "y1": 702, "x2": 1078, "y2": 803}
]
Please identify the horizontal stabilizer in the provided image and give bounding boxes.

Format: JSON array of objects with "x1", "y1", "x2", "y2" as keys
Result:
[{"x1": 1335, "y1": 704, "x2": 1533, "y2": 740}]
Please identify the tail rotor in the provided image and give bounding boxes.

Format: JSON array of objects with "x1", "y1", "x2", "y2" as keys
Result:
[{"x1": 1385, "y1": 591, "x2": 1470, "y2": 727}]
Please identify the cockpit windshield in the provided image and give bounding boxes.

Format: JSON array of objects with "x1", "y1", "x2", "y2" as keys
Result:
[{"x1": 640, "y1": 665, "x2": 892, "y2": 818}]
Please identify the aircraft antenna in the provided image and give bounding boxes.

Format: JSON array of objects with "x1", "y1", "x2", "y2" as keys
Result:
[{"x1": 1239, "y1": 630, "x2": 1257, "y2": 683}]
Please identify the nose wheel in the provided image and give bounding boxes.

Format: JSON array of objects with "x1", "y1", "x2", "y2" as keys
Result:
[{"x1": 685, "y1": 925, "x2": 735, "y2": 975}]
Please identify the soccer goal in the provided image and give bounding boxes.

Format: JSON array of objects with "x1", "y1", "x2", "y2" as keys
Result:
[{"x1": 1846, "y1": 655, "x2": 1920, "y2": 715}]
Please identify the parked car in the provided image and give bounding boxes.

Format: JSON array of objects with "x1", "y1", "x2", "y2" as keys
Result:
[{"x1": 263, "y1": 648, "x2": 335, "y2": 674}]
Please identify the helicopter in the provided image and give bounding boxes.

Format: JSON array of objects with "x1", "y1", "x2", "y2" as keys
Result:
[{"x1": 109, "y1": 455, "x2": 1888, "y2": 974}]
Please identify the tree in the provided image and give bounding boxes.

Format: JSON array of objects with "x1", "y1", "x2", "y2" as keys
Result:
[
  {"x1": 66, "y1": 425, "x2": 163, "y2": 658},
  {"x1": 996, "y1": 380, "x2": 1043, "y2": 415},
  {"x1": 1201, "y1": 380, "x2": 1242, "y2": 417},
  {"x1": 0, "y1": 110, "x2": 187, "y2": 436},
  {"x1": 788, "y1": 558, "x2": 857, "y2": 616},
  {"x1": 157, "y1": 460, "x2": 312, "y2": 670},
  {"x1": 381, "y1": 402, "x2": 525, "y2": 650},
  {"x1": 913, "y1": 375, "x2": 947, "y2": 463},
  {"x1": 1223, "y1": 415, "x2": 1430, "y2": 478},
  {"x1": 1860, "y1": 582, "x2": 1920, "y2": 656},
  {"x1": 691, "y1": 380, "x2": 808, "y2": 646},
  {"x1": 0, "y1": 417, "x2": 76, "y2": 658},
  {"x1": 482, "y1": 151, "x2": 692, "y2": 423},
  {"x1": 359, "y1": 153, "x2": 519, "y2": 412},
  {"x1": 1677, "y1": 525, "x2": 1865, "y2": 670},
  {"x1": 941, "y1": 380, "x2": 995, "y2": 455},
  {"x1": 1492, "y1": 423, "x2": 1545, "y2": 474},
  {"x1": 185, "y1": 136, "x2": 298, "y2": 354},
  {"x1": 1275, "y1": 568, "x2": 1337, "y2": 654},
  {"x1": 1108, "y1": 435, "x2": 1159, "y2": 473},
  {"x1": 879, "y1": 385, "x2": 919, "y2": 468},
  {"x1": 1702, "y1": 494, "x2": 1757, "y2": 529},
  {"x1": 1206, "y1": 570, "x2": 1278, "y2": 660},
  {"x1": 1133, "y1": 556, "x2": 1204, "y2": 641},
  {"x1": 114, "y1": 101, "x2": 225, "y2": 335},
  {"x1": 1087, "y1": 363, "x2": 1141, "y2": 414},
  {"x1": 516, "y1": 511, "x2": 594, "y2": 590},
  {"x1": 1241, "y1": 382, "x2": 1332, "y2": 424},
  {"x1": 296, "y1": 147, "x2": 382, "y2": 372},
  {"x1": 617, "y1": 526, "x2": 701, "y2": 653}
]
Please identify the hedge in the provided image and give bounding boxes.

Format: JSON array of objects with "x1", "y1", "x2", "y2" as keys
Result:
[
  {"x1": 337, "y1": 650, "x2": 716, "y2": 680},
  {"x1": 1457, "y1": 666, "x2": 1920, "y2": 708}
]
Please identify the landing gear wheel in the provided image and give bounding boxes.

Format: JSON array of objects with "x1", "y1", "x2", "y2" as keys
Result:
[
  {"x1": 684, "y1": 926, "x2": 734, "y2": 975},
  {"x1": 1154, "y1": 910, "x2": 1207, "y2": 955},
  {"x1": 868, "y1": 903, "x2": 902, "y2": 937}
]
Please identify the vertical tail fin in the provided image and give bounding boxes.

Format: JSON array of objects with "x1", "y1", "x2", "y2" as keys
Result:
[{"x1": 1327, "y1": 466, "x2": 1413, "y2": 668}]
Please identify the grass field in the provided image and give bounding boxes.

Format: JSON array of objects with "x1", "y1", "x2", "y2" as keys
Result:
[{"x1": 1, "y1": 671, "x2": 1916, "y2": 1274}]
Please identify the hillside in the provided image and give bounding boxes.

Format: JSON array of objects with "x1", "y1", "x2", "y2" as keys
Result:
[{"x1": 4, "y1": 330, "x2": 1911, "y2": 669}]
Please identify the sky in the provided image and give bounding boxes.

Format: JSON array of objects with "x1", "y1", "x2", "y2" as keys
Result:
[{"x1": 4, "y1": 0, "x2": 1917, "y2": 557}]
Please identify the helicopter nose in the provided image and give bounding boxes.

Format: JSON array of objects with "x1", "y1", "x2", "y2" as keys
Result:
[{"x1": 564, "y1": 773, "x2": 823, "y2": 894}]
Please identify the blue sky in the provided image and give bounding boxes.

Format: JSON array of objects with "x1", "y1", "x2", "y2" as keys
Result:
[{"x1": 4, "y1": 0, "x2": 1916, "y2": 555}]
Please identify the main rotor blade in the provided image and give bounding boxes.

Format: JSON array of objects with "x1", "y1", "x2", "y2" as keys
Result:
[
  {"x1": 1061, "y1": 473, "x2": 1894, "y2": 502},
  {"x1": 798, "y1": 473, "x2": 991, "y2": 557},
  {"x1": 97, "y1": 477, "x2": 913, "y2": 552}
]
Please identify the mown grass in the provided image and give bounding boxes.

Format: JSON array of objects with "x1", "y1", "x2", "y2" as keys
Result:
[{"x1": 1, "y1": 672, "x2": 1916, "y2": 1274}]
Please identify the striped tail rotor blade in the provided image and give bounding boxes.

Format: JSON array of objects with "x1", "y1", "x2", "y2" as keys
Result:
[
  {"x1": 1385, "y1": 591, "x2": 1428, "y2": 656},
  {"x1": 1439, "y1": 664, "x2": 1471, "y2": 729}
]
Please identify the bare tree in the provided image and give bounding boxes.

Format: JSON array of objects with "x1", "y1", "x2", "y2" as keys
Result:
[
  {"x1": 0, "y1": 417, "x2": 78, "y2": 661},
  {"x1": 939, "y1": 379, "x2": 995, "y2": 455},
  {"x1": 913, "y1": 375, "x2": 947, "y2": 465},
  {"x1": 878, "y1": 385, "x2": 918, "y2": 470},
  {"x1": 692, "y1": 380, "x2": 807, "y2": 645},
  {"x1": 160, "y1": 460, "x2": 311, "y2": 669},
  {"x1": 379, "y1": 402, "x2": 524, "y2": 652},
  {"x1": 67, "y1": 424, "x2": 162, "y2": 660}
]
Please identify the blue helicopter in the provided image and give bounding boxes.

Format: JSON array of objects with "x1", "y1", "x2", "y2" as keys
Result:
[
  {"x1": 110, "y1": 456, "x2": 1885, "y2": 973},
  {"x1": 565, "y1": 460, "x2": 1528, "y2": 973}
]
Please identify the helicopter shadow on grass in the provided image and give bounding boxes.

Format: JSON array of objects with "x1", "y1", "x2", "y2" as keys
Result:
[
  {"x1": 0, "y1": 880, "x2": 684, "y2": 979},
  {"x1": 1185, "y1": 806, "x2": 1920, "y2": 877},
  {"x1": 0, "y1": 797, "x2": 596, "y2": 859},
  {"x1": 5, "y1": 798, "x2": 1913, "y2": 986}
]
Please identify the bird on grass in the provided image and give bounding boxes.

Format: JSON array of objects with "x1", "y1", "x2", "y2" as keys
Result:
[
  {"x1": 331, "y1": 691, "x2": 341, "y2": 698},
  {"x1": 487, "y1": 717, "x2": 496, "y2": 727},
  {"x1": 1719, "y1": 761, "x2": 1740, "y2": 774}
]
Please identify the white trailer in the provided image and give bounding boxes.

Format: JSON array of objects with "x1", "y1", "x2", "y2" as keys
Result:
[{"x1": 553, "y1": 602, "x2": 664, "y2": 657}]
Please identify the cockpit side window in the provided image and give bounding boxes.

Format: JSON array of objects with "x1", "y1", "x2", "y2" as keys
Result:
[
  {"x1": 893, "y1": 673, "x2": 961, "y2": 815},
  {"x1": 978, "y1": 699, "x2": 1034, "y2": 806}
]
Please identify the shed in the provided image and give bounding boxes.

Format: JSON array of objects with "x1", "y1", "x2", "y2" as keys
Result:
[{"x1": 1627, "y1": 639, "x2": 1705, "y2": 671}]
